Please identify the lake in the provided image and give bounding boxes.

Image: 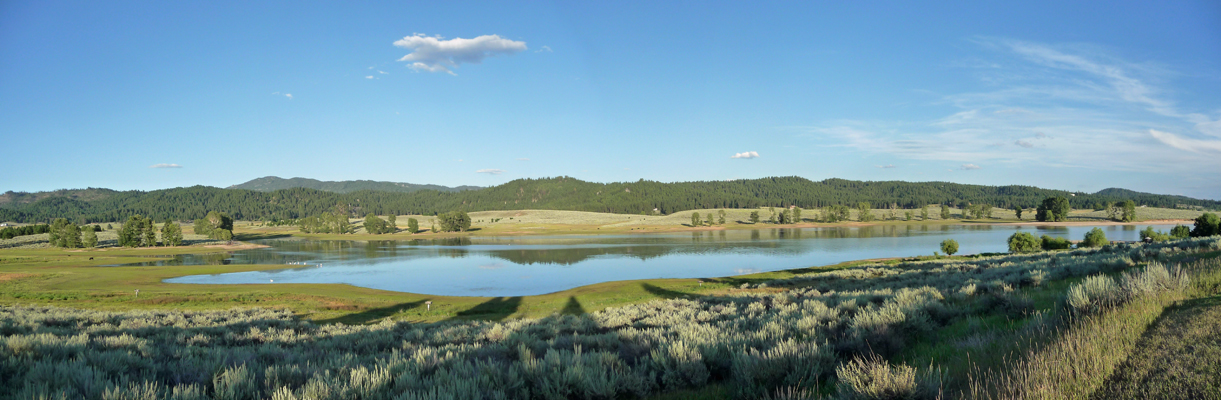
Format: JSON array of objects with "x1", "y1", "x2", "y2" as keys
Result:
[{"x1": 154, "y1": 223, "x2": 1178, "y2": 297}]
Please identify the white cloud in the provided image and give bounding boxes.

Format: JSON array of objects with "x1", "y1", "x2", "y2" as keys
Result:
[
  {"x1": 1014, "y1": 140, "x2": 1034, "y2": 148},
  {"x1": 149, "y1": 164, "x2": 182, "y2": 169},
  {"x1": 378, "y1": 70, "x2": 388, "y2": 75},
  {"x1": 877, "y1": 164, "x2": 897, "y2": 169},
  {"x1": 285, "y1": 94, "x2": 293, "y2": 100},
  {"x1": 535, "y1": 45, "x2": 552, "y2": 53},
  {"x1": 394, "y1": 33, "x2": 527, "y2": 75},
  {"x1": 1149, "y1": 129, "x2": 1221, "y2": 153},
  {"x1": 476, "y1": 169, "x2": 504, "y2": 175},
  {"x1": 961, "y1": 164, "x2": 981, "y2": 170},
  {"x1": 730, "y1": 151, "x2": 759, "y2": 159},
  {"x1": 365, "y1": 76, "x2": 374, "y2": 79}
]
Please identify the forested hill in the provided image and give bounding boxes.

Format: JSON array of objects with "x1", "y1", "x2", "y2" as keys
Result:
[
  {"x1": 227, "y1": 176, "x2": 481, "y2": 193},
  {"x1": 1, "y1": 176, "x2": 1218, "y2": 223}
]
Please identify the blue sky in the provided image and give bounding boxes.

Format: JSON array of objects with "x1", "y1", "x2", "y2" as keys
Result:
[{"x1": 2, "y1": 1, "x2": 1220, "y2": 199}]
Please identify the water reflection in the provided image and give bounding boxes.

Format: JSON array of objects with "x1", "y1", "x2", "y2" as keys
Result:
[{"x1": 155, "y1": 224, "x2": 1179, "y2": 296}]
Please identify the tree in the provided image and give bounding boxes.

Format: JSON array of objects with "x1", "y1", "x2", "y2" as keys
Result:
[
  {"x1": 161, "y1": 220, "x2": 183, "y2": 246},
  {"x1": 1106, "y1": 202, "x2": 1122, "y2": 221},
  {"x1": 1012, "y1": 205, "x2": 1023, "y2": 220},
  {"x1": 705, "y1": 213, "x2": 714, "y2": 226},
  {"x1": 1041, "y1": 235, "x2": 1071, "y2": 250},
  {"x1": 769, "y1": 212, "x2": 778, "y2": 224},
  {"x1": 1081, "y1": 227, "x2": 1108, "y2": 247},
  {"x1": 49, "y1": 218, "x2": 82, "y2": 248},
  {"x1": 1139, "y1": 226, "x2": 1169, "y2": 242},
  {"x1": 118, "y1": 215, "x2": 148, "y2": 247},
  {"x1": 387, "y1": 214, "x2": 397, "y2": 232},
  {"x1": 1036, "y1": 197, "x2": 1071, "y2": 222},
  {"x1": 718, "y1": 210, "x2": 727, "y2": 225},
  {"x1": 1007, "y1": 232, "x2": 1040, "y2": 253},
  {"x1": 407, "y1": 218, "x2": 419, "y2": 234},
  {"x1": 82, "y1": 228, "x2": 98, "y2": 248},
  {"x1": 691, "y1": 212, "x2": 701, "y2": 227},
  {"x1": 364, "y1": 213, "x2": 389, "y2": 234},
  {"x1": 920, "y1": 205, "x2": 929, "y2": 221},
  {"x1": 142, "y1": 218, "x2": 157, "y2": 247},
  {"x1": 778, "y1": 209, "x2": 789, "y2": 224},
  {"x1": 791, "y1": 207, "x2": 801, "y2": 223},
  {"x1": 940, "y1": 239, "x2": 958, "y2": 256},
  {"x1": 749, "y1": 211, "x2": 760, "y2": 224},
  {"x1": 195, "y1": 211, "x2": 234, "y2": 239},
  {"x1": 437, "y1": 211, "x2": 472, "y2": 232},
  {"x1": 1121, "y1": 200, "x2": 1137, "y2": 222},
  {"x1": 905, "y1": 211, "x2": 912, "y2": 221},
  {"x1": 1170, "y1": 224, "x2": 1191, "y2": 239},
  {"x1": 1191, "y1": 213, "x2": 1220, "y2": 237},
  {"x1": 857, "y1": 202, "x2": 873, "y2": 222},
  {"x1": 940, "y1": 204, "x2": 950, "y2": 220}
]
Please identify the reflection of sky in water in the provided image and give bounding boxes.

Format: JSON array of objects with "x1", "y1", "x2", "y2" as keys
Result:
[{"x1": 158, "y1": 224, "x2": 1179, "y2": 297}]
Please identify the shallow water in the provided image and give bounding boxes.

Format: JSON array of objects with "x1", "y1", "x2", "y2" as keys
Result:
[{"x1": 154, "y1": 224, "x2": 1178, "y2": 296}]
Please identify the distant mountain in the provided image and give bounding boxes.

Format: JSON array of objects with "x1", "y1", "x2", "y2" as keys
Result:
[
  {"x1": 0, "y1": 188, "x2": 119, "y2": 209},
  {"x1": 228, "y1": 176, "x2": 481, "y2": 194},
  {"x1": 2, "y1": 176, "x2": 1218, "y2": 224}
]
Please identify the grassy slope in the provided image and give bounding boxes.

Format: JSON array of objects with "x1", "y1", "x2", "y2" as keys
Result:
[{"x1": 1089, "y1": 295, "x2": 1221, "y2": 399}]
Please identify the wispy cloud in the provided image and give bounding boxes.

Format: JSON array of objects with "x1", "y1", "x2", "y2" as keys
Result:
[
  {"x1": 961, "y1": 164, "x2": 981, "y2": 170},
  {"x1": 730, "y1": 151, "x2": 759, "y2": 159},
  {"x1": 803, "y1": 38, "x2": 1221, "y2": 176},
  {"x1": 394, "y1": 33, "x2": 527, "y2": 75},
  {"x1": 378, "y1": 70, "x2": 388, "y2": 75},
  {"x1": 285, "y1": 93, "x2": 293, "y2": 100},
  {"x1": 877, "y1": 164, "x2": 897, "y2": 169},
  {"x1": 476, "y1": 169, "x2": 504, "y2": 175},
  {"x1": 149, "y1": 164, "x2": 182, "y2": 169},
  {"x1": 535, "y1": 45, "x2": 552, "y2": 53},
  {"x1": 365, "y1": 76, "x2": 374, "y2": 79}
]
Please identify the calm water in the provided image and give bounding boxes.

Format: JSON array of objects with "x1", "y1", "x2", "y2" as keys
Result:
[{"x1": 154, "y1": 224, "x2": 1177, "y2": 297}]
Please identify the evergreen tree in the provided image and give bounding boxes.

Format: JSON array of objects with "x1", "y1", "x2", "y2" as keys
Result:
[
  {"x1": 705, "y1": 213, "x2": 714, "y2": 226},
  {"x1": 364, "y1": 213, "x2": 387, "y2": 234},
  {"x1": 921, "y1": 205, "x2": 929, "y2": 221},
  {"x1": 437, "y1": 211, "x2": 471, "y2": 232},
  {"x1": 749, "y1": 211, "x2": 760, "y2": 224},
  {"x1": 142, "y1": 217, "x2": 157, "y2": 247},
  {"x1": 691, "y1": 212, "x2": 701, "y2": 227},
  {"x1": 1012, "y1": 205, "x2": 1023, "y2": 220},
  {"x1": 407, "y1": 218, "x2": 419, "y2": 234},
  {"x1": 387, "y1": 214, "x2": 397, "y2": 232},
  {"x1": 940, "y1": 204, "x2": 950, "y2": 220}
]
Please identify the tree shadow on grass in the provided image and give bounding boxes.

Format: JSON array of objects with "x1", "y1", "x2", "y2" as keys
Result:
[
  {"x1": 449, "y1": 296, "x2": 522, "y2": 322},
  {"x1": 640, "y1": 283, "x2": 691, "y2": 299},
  {"x1": 315, "y1": 299, "x2": 428, "y2": 325},
  {"x1": 561, "y1": 296, "x2": 587, "y2": 315},
  {"x1": 234, "y1": 232, "x2": 294, "y2": 241}
]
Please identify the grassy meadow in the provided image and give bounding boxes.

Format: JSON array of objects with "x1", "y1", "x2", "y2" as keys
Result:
[{"x1": 2, "y1": 234, "x2": 1220, "y2": 399}]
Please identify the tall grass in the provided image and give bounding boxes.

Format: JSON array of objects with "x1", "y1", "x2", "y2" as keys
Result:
[
  {"x1": 1, "y1": 237, "x2": 1217, "y2": 399},
  {"x1": 966, "y1": 257, "x2": 1221, "y2": 400}
]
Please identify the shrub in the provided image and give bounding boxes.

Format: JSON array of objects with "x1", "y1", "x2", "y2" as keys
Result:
[
  {"x1": 1041, "y1": 235, "x2": 1071, "y2": 250},
  {"x1": 1170, "y1": 224, "x2": 1191, "y2": 239},
  {"x1": 1081, "y1": 228, "x2": 1108, "y2": 248},
  {"x1": 939, "y1": 239, "x2": 958, "y2": 256},
  {"x1": 835, "y1": 356, "x2": 941, "y2": 400},
  {"x1": 1007, "y1": 232, "x2": 1040, "y2": 254}
]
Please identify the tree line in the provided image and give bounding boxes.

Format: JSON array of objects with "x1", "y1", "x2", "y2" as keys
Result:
[{"x1": 2, "y1": 177, "x2": 1218, "y2": 224}]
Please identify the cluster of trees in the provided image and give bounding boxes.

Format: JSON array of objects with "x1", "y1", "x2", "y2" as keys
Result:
[
  {"x1": 362, "y1": 213, "x2": 397, "y2": 234},
  {"x1": 1006, "y1": 232, "x2": 1074, "y2": 253},
  {"x1": 689, "y1": 210, "x2": 730, "y2": 226},
  {"x1": 1106, "y1": 200, "x2": 1138, "y2": 222},
  {"x1": 1140, "y1": 225, "x2": 1191, "y2": 242},
  {"x1": 1036, "y1": 197, "x2": 1072, "y2": 222},
  {"x1": 0, "y1": 224, "x2": 50, "y2": 240},
  {"x1": 436, "y1": 211, "x2": 471, "y2": 232},
  {"x1": 1193, "y1": 213, "x2": 1221, "y2": 237},
  {"x1": 193, "y1": 211, "x2": 234, "y2": 240},
  {"x1": 298, "y1": 207, "x2": 352, "y2": 235},
  {"x1": 48, "y1": 219, "x2": 86, "y2": 248},
  {"x1": 965, "y1": 204, "x2": 993, "y2": 219},
  {"x1": 3, "y1": 177, "x2": 1218, "y2": 224},
  {"x1": 117, "y1": 216, "x2": 183, "y2": 247}
]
